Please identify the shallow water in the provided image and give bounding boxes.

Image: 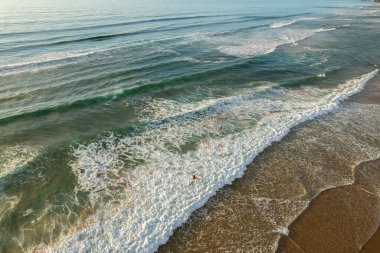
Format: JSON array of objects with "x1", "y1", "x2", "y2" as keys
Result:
[
  {"x1": 159, "y1": 87, "x2": 380, "y2": 252},
  {"x1": 0, "y1": 0, "x2": 380, "y2": 252}
]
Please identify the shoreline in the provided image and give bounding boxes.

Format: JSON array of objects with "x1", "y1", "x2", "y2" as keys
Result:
[
  {"x1": 277, "y1": 158, "x2": 380, "y2": 253},
  {"x1": 362, "y1": 227, "x2": 380, "y2": 252},
  {"x1": 277, "y1": 75, "x2": 380, "y2": 253},
  {"x1": 159, "y1": 73, "x2": 380, "y2": 252}
]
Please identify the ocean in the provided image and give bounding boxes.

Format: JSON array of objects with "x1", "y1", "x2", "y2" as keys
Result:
[{"x1": 0, "y1": 0, "x2": 379, "y2": 252}]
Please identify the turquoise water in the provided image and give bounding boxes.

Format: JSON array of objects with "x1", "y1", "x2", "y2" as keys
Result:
[{"x1": 0, "y1": 0, "x2": 379, "y2": 252}]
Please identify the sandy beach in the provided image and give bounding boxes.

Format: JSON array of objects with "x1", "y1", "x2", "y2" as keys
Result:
[
  {"x1": 278, "y1": 76, "x2": 380, "y2": 253},
  {"x1": 159, "y1": 75, "x2": 380, "y2": 252},
  {"x1": 278, "y1": 159, "x2": 380, "y2": 253},
  {"x1": 362, "y1": 227, "x2": 380, "y2": 253}
]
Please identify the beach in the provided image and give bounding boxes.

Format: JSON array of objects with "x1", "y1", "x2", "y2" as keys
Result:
[
  {"x1": 277, "y1": 76, "x2": 380, "y2": 253},
  {"x1": 159, "y1": 75, "x2": 380, "y2": 252},
  {"x1": 278, "y1": 159, "x2": 380, "y2": 253},
  {"x1": 278, "y1": 78, "x2": 380, "y2": 253}
]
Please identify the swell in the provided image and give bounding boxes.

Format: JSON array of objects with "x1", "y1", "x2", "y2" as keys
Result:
[
  {"x1": 0, "y1": 56, "x2": 342, "y2": 125},
  {"x1": 0, "y1": 14, "x2": 234, "y2": 38},
  {"x1": 0, "y1": 51, "x2": 96, "y2": 76},
  {"x1": 0, "y1": 60, "x2": 249, "y2": 125},
  {"x1": 0, "y1": 55, "x2": 195, "y2": 100},
  {"x1": 270, "y1": 17, "x2": 320, "y2": 29},
  {"x1": 0, "y1": 13, "x2": 309, "y2": 38},
  {"x1": 0, "y1": 13, "x2": 311, "y2": 55},
  {"x1": 0, "y1": 42, "x2": 180, "y2": 77},
  {"x1": 239, "y1": 13, "x2": 311, "y2": 21},
  {"x1": 0, "y1": 49, "x2": 185, "y2": 94},
  {"x1": 0, "y1": 14, "x2": 317, "y2": 77},
  {"x1": 0, "y1": 18, "x2": 243, "y2": 54},
  {"x1": 0, "y1": 20, "x2": 235, "y2": 56}
]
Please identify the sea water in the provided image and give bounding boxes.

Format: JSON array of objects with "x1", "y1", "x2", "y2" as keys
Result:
[{"x1": 0, "y1": 0, "x2": 379, "y2": 252}]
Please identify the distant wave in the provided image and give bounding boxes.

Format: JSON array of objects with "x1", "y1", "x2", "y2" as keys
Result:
[
  {"x1": 270, "y1": 17, "x2": 320, "y2": 29},
  {"x1": 240, "y1": 12, "x2": 311, "y2": 21},
  {"x1": 0, "y1": 51, "x2": 98, "y2": 76},
  {"x1": 0, "y1": 16, "x2": 316, "y2": 76},
  {"x1": 218, "y1": 27, "x2": 335, "y2": 58},
  {"x1": 0, "y1": 54, "x2": 221, "y2": 104},
  {"x1": 0, "y1": 13, "x2": 318, "y2": 79},
  {"x1": 1, "y1": 13, "x2": 313, "y2": 54},
  {"x1": 0, "y1": 14, "x2": 233, "y2": 38},
  {"x1": 0, "y1": 43, "x2": 182, "y2": 77},
  {"x1": 0, "y1": 13, "x2": 310, "y2": 38},
  {"x1": 0, "y1": 61, "x2": 251, "y2": 124}
]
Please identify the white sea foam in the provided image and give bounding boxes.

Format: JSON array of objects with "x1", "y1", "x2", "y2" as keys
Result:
[
  {"x1": 0, "y1": 145, "x2": 38, "y2": 226},
  {"x1": 218, "y1": 28, "x2": 335, "y2": 58},
  {"x1": 270, "y1": 17, "x2": 320, "y2": 29},
  {"x1": 360, "y1": 9, "x2": 380, "y2": 16},
  {"x1": 0, "y1": 145, "x2": 39, "y2": 179},
  {"x1": 50, "y1": 70, "x2": 377, "y2": 252},
  {"x1": 0, "y1": 51, "x2": 97, "y2": 76},
  {"x1": 0, "y1": 193, "x2": 21, "y2": 220}
]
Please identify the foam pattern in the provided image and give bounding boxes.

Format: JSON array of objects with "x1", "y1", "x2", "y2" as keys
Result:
[
  {"x1": 50, "y1": 70, "x2": 377, "y2": 252},
  {"x1": 270, "y1": 17, "x2": 320, "y2": 29},
  {"x1": 0, "y1": 51, "x2": 99, "y2": 76},
  {"x1": 217, "y1": 28, "x2": 336, "y2": 58},
  {"x1": 0, "y1": 145, "x2": 39, "y2": 179}
]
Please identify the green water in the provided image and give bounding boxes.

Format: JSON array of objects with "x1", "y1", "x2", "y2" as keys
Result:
[{"x1": 0, "y1": 0, "x2": 379, "y2": 252}]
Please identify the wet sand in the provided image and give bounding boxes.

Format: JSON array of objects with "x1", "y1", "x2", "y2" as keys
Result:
[
  {"x1": 277, "y1": 159, "x2": 380, "y2": 253},
  {"x1": 159, "y1": 74, "x2": 380, "y2": 252},
  {"x1": 362, "y1": 227, "x2": 380, "y2": 253},
  {"x1": 278, "y1": 77, "x2": 380, "y2": 253}
]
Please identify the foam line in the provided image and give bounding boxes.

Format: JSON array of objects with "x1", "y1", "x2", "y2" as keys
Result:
[
  {"x1": 218, "y1": 27, "x2": 336, "y2": 58},
  {"x1": 270, "y1": 17, "x2": 319, "y2": 29},
  {"x1": 0, "y1": 145, "x2": 39, "y2": 179},
  {"x1": 0, "y1": 51, "x2": 98, "y2": 76}
]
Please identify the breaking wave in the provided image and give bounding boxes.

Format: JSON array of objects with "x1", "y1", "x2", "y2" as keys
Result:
[
  {"x1": 218, "y1": 27, "x2": 335, "y2": 58},
  {"x1": 270, "y1": 17, "x2": 320, "y2": 29},
  {"x1": 36, "y1": 70, "x2": 378, "y2": 252},
  {"x1": 0, "y1": 51, "x2": 99, "y2": 76}
]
